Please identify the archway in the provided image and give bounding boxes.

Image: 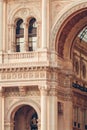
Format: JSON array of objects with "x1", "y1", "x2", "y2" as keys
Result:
[
  {"x1": 53, "y1": 5, "x2": 87, "y2": 130},
  {"x1": 55, "y1": 8, "x2": 87, "y2": 59},
  {"x1": 13, "y1": 105, "x2": 38, "y2": 130}
]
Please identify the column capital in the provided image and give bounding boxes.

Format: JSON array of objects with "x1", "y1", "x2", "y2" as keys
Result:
[
  {"x1": 23, "y1": 22, "x2": 28, "y2": 27},
  {"x1": 49, "y1": 87, "x2": 58, "y2": 96},
  {"x1": 39, "y1": 85, "x2": 49, "y2": 96}
]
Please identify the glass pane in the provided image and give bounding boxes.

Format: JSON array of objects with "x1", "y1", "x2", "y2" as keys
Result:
[
  {"x1": 20, "y1": 43, "x2": 25, "y2": 52},
  {"x1": 33, "y1": 41, "x2": 37, "y2": 51},
  {"x1": 78, "y1": 26, "x2": 87, "y2": 42},
  {"x1": 20, "y1": 37, "x2": 24, "y2": 43}
]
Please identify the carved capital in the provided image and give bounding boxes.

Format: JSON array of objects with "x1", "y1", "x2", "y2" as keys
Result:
[
  {"x1": 39, "y1": 85, "x2": 49, "y2": 96},
  {"x1": 49, "y1": 88, "x2": 58, "y2": 96}
]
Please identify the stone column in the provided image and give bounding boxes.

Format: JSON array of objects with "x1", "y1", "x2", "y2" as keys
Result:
[
  {"x1": 42, "y1": 0, "x2": 47, "y2": 48},
  {"x1": 8, "y1": 24, "x2": 15, "y2": 52},
  {"x1": 39, "y1": 86, "x2": 48, "y2": 130},
  {"x1": 24, "y1": 21, "x2": 28, "y2": 51},
  {"x1": 0, "y1": 0, "x2": 3, "y2": 52},
  {"x1": 0, "y1": 87, "x2": 4, "y2": 130},
  {"x1": 3, "y1": 0, "x2": 6, "y2": 52},
  {"x1": 9, "y1": 24, "x2": 16, "y2": 52},
  {"x1": 48, "y1": 88, "x2": 58, "y2": 130},
  {"x1": 37, "y1": 22, "x2": 41, "y2": 48},
  {"x1": 0, "y1": 0, "x2": 3, "y2": 63},
  {"x1": 0, "y1": 88, "x2": 2, "y2": 130}
]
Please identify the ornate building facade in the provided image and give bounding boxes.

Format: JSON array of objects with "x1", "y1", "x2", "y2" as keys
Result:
[{"x1": 0, "y1": 0, "x2": 87, "y2": 130}]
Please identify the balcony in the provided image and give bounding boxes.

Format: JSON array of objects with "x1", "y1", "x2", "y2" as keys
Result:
[{"x1": 0, "y1": 50, "x2": 50, "y2": 68}]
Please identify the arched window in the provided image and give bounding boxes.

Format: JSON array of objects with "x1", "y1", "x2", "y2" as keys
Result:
[
  {"x1": 82, "y1": 64, "x2": 86, "y2": 78},
  {"x1": 16, "y1": 19, "x2": 24, "y2": 52},
  {"x1": 75, "y1": 60, "x2": 79, "y2": 75},
  {"x1": 28, "y1": 18, "x2": 37, "y2": 51}
]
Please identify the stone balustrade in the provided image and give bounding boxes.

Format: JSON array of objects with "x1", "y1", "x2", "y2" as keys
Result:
[{"x1": 1, "y1": 50, "x2": 49, "y2": 64}]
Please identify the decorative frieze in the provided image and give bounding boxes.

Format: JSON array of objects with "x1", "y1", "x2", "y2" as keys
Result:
[
  {"x1": 4, "y1": 86, "x2": 40, "y2": 97},
  {"x1": 0, "y1": 67, "x2": 49, "y2": 81}
]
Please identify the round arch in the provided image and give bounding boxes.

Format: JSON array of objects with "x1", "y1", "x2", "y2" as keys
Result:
[
  {"x1": 6, "y1": 99, "x2": 41, "y2": 122},
  {"x1": 51, "y1": 0, "x2": 87, "y2": 59},
  {"x1": 8, "y1": 6, "x2": 41, "y2": 25}
]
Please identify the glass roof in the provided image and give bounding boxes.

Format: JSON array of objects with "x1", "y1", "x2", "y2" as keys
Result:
[{"x1": 78, "y1": 26, "x2": 87, "y2": 42}]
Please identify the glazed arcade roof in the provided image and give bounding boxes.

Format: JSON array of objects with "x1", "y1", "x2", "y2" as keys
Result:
[{"x1": 79, "y1": 27, "x2": 87, "y2": 42}]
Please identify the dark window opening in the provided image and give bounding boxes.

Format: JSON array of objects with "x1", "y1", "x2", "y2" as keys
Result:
[
  {"x1": 28, "y1": 18, "x2": 37, "y2": 51},
  {"x1": 16, "y1": 19, "x2": 24, "y2": 52}
]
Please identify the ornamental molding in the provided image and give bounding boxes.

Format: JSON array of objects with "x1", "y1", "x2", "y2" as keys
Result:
[
  {"x1": 0, "y1": 62, "x2": 49, "y2": 69},
  {"x1": 72, "y1": 91, "x2": 87, "y2": 108},
  {"x1": 3, "y1": 86, "x2": 40, "y2": 97},
  {"x1": 0, "y1": 70, "x2": 47, "y2": 81},
  {"x1": 51, "y1": 1, "x2": 87, "y2": 50},
  {"x1": 5, "y1": 98, "x2": 41, "y2": 121},
  {"x1": 7, "y1": 1, "x2": 41, "y2": 24},
  {"x1": 7, "y1": 0, "x2": 40, "y2": 2}
]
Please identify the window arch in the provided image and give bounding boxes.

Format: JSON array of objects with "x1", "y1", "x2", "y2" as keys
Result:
[
  {"x1": 74, "y1": 60, "x2": 79, "y2": 75},
  {"x1": 28, "y1": 18, "x2": 37, "y2": 51},
  {"x1": 16, "y1": 19, "x2": 24, "y2": 52},
  {"x1": 82, "y1": 64, "x2": 86, "y2": 78}
]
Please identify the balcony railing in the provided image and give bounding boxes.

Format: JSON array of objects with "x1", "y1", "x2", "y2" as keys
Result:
[{"x1": 2, "y1": 50, "x2": 49, "y2": 64}]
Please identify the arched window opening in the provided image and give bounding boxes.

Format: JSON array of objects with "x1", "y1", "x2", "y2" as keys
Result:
[
  {"x1": 75, "y1": 61, "x2": 79, "y2": 75},
  {"x1": 82, "y1": 64, "x2": 86, "y2": 78},
  {"x1": 28, "y1": 18, "x2": 37, "y2": 51},
  {"x1": 16, "y1": 19, "x2": 24, "y2": 52}
]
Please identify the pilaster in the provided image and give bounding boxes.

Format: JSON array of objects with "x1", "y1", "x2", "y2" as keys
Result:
[
  {"x1": 42, "y1": 0, "x2": 47, "y2": 48},
  {"x1": 64, "y1": 100, "x2": 73, "y2": 130},
  {"x1": 0, "y1": 0, "x2": 3, "y2": 52},
  {"x1": 0, "y1": 87, "x2": 4, "y2": 130},
  {"x1": 0, "y1": 0, "x2": 3, "y2": 63},
  {"x1": 48, "y1": 87, "x2": 58, "y2": 130},
  {"x1": 8, "y1": 24, "x2": 16, "y2": 52},
  {"x1": 24, "y1": 21, "x2": 28, "y2": 51},
  {"x1": 4, "y1": 122, "x2": 14, "y2": 130},
  {"x1": 39, "y1": 85, "x2": 49, "y2": 130}
]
